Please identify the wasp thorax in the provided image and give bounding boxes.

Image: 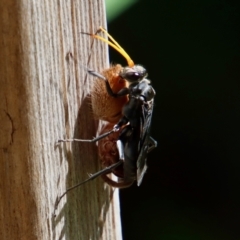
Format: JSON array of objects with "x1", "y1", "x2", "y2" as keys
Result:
[{"x1": 120, "y1": 65, "x2": 147, "y2": 83}]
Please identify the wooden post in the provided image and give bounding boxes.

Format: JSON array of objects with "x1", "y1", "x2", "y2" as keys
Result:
[{"x1": 0, "y1": 0, "x2": 122, "y2": 239}]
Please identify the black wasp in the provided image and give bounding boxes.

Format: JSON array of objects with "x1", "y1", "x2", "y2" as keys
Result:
[{"x1": 57, "y1": 27, "x2": 157, "y2": 204}]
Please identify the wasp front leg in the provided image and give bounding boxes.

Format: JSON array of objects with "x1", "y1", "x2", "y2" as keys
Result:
[
  {"x1": 57, "y1": 127, "x2": 116, "y2": 144},
  {"x1": 89, "y1": 64, "x2": 129, "y2": 123},
  {"x1": 87, "y1": 67, "x2": 129, "y2": 97}
]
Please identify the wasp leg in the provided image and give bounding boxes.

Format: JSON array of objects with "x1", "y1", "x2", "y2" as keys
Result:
[
  {"x1": 55, "y1": 160, "x2": 123, "y2": 209},
  {"x1": 86, "y1": 160, "x2": 123, "y2": 180},
  {"x1": 116, "y1": 139, "x2": 125, "y2": 161},
  {"x1": 147, "y1": 137, "x2": 157, "y2": 153},
  {"x1": 58, "y1": 128, "x2": 117, "y2": 143},
  {"x1": 87, "y1": 68, "x2": 130, "y2": 98},
  {"x1": 101, "y1": 174, "x2": 134, "y2": 188}
]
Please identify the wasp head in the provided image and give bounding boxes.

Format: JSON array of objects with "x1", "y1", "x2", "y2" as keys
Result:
[{"x1": 120, "y1": 65, "x2": 147, "y2": 83}]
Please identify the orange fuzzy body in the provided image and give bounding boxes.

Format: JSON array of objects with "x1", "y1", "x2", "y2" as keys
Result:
[{"x1": 91, "y1": 64, "x2": 129, "y2": 123}]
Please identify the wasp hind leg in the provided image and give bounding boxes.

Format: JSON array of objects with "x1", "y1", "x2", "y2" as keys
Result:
[
  {"x1": 101, "y1": 139, "x2": 134, "y2": 188},
  {"x1": 55, "y1": 160, "x2": 123, "y2": 209},
  {"x1": 101, "y1": 174, "x2": 134, "y2": 188},
  {"x1": 147, "y1": 137, "x2": 157, "y2": 153}
]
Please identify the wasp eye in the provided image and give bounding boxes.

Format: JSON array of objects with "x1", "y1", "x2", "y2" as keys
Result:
[{"x1": 120, "y1": 65, "x2": 147, "y2": 82}]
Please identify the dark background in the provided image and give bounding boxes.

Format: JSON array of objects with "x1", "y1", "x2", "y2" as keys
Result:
[{"x1": 108, "y1": 1, "x2": 240, "y2": 239}]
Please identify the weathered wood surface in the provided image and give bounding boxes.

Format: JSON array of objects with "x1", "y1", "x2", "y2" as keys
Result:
[{"x1": 0, "y1": 0, "x2": 122, "y2": 239}]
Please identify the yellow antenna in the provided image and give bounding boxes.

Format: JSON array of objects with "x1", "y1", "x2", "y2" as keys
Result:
[{"x1": 84, "y1": 26, "x2": 135, "y2": 67}]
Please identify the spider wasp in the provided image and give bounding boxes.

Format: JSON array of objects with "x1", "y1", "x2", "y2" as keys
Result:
[{"x1": 57, "y1": 27, "x2": 157, "y2": 204}]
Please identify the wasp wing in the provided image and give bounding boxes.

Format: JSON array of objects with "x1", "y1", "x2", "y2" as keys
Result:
[{"x1": 136, "y1": 98, "x2": 155, "y2": 186}]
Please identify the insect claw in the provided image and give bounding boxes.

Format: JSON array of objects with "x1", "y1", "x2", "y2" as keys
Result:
[
  {"x1": 55, "y1": 141, "x2": 61, "y2": 146},
  {"x1": 58, "y1": 138, "x2": 71, "y2": 143},
  {"x1": 87, "y1": 173, "x2": 93, "y2": 177}
]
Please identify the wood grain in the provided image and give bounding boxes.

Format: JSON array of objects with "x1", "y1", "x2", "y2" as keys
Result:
[{"x1": 0, "y1": 0, "x2": 122, "y2": 239}]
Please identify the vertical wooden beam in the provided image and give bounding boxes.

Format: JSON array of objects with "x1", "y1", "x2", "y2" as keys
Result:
[{"x1": 0, "y1": 0, "x2": 122, "y2": 239}]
